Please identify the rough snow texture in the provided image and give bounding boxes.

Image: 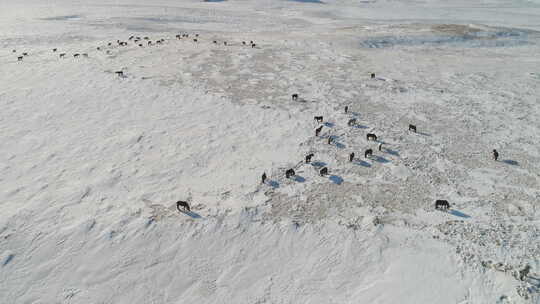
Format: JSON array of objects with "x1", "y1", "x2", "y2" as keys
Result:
[{"x1": 1, "y1": 0, "x2": 540, "y2": 303}]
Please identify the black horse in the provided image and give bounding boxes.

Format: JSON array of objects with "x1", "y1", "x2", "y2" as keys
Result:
[
  {"x1": 176, "y1": 200, "x2": 190, "y2": 212},
  {"x1": 493, "y1": 149, "x2": 499, "y2": 161},
  {"x1": 365, "y1": 149, "x2": 373, "y2": 158},
  {"x1": 349, "y1": 152, "x2": 355, "y2": 162},
  {"x1": 320, "y1": 167, "x2": 328, "y2": 176},
  {"x1": 435, "y1": 200, "x2": 450, "y2": 210},
  {"x1": 285, "y1": 169, "x2": 295, "y2": 178},
  {"x1": 262, "y1": 172, "x2": 267, "y2": 184},
  {"x1": 314, "y1": 116, "x2": 323, "y2": 123},
  {"x1": 315, "y1": 126, "x2": 323, "y2": 137},
  {"x1": 367, "y1": 133, "x2": 377, "y2": 141},
  {"x1": 292, "y1": 94, "x2": 298, "y2": 101},
  {"x1": 305, "y1": 153, "x2": 314, "y2": 163},
  {"x1": 409, "y1": 124, "x2": 417, "y2": 132}
]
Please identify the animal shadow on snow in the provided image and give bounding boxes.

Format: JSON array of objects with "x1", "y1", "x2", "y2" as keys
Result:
[
  {"x1": 385, "y1": 148, "x2": 399, "y2": 156},
  {"x1": 268, "y1": 180, "x2": 280, "y2": 188},
  {"x1": 329, "y1": 175, "x2": 344, "y2": 185},
  {"x1": 324, "y1": 122, "x2": 334, "y2": 127},
  {"x1": 311, "y1": 161, "x2": 327, "y2": 167},
  {"x1": 416, "y1": 131, "x2": 431, "y2": 137},
  {"x1": 355, "y1": 160, "x2": 371, "y2": 167},
  {"x1": 449, "y1": 209, "x2": 471, "y2": 219},
  {"x1": 353, "y1": 124, "x2": 368, "y2": 129},
  {"x1": 181, "y1": 210, "x2": 202, "y2": 219},
  {"x1": 335, "y1": 142, "x2": 346, "y2": 149},
  {"x1": 502, "y1": 159, "x2": 519, "y2": 166},
  {"x1": 294, "y1": 175, "x2": 306, "y2": 183},
  {"x1": 373, "y1": 156, "x2": 390, "y2": 163}
]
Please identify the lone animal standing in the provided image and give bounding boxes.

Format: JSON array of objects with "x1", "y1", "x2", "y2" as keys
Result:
[
  {"x1": 435, "y1": 200, "x2": 450, "y2": 210},
  {"x1": 320, "y1": 167, "x2": 328, "y2": 176},
  {"x1": 349, "y1": 152, "x2": 355, "y2": 162},
  {"x1": 344, "y1": 106, "x2": 348, "y2": 113},
  {"x1": 315, "y1": 126, "x2": 323, "y2": 137},
  {"x1": 292, "y1": 94, "x2": 298, "y2": 101},
  {"x1": 305, "y1": 153, "x2": 314, "y2": 163},
  {"x1": 493, "y1": 149, "x2": 499, "y2": 161},
  {"x1": 262, "y1": 172, "x2": 267, "y2": 184},
  {"x1": 367, "y1": 133, "x2": 377, "y2": 141},
  {"x1": 285, "y1": 169, "x2": 295, "y2": 179},
  {"x1": 409, "y1": 124, "x2": 417, "y2": 132},
  {"x1": 176, "y1": 200, "x2": 190, "y2": 212},
  {"x1": 365, "y1": 149, "x2": 373, "y2": 158},
  {"x1": 314, "y1": 116, "x2": 323, "y2": 123}
]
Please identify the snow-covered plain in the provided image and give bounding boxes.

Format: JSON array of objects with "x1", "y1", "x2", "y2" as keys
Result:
[{"x1": 1, "y1": 0, "x2": 540, "y2": 303}]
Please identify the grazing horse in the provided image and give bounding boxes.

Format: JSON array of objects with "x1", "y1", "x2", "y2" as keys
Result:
[
  {"x1": 345, "y1": 106, "x2": 348, "y2": 113},
  {"x1": 349, "y1": 152, "x2": 355, "y2": 162},
  {"x1": 176, "y1": 34, "x2": 181, "y2": 39},
  {"x1": 315, "y1": 126, "x2": 323, "y2": 137},
  {"x1": 22, "y1": 52, "x2": 28, "y2": 56},
  {"x1": 371, "y1": 73, "x2": 375, "y2": 79},
  {"x1": 409, "y1": 124, "x2": 417, "y2": 132},
  {"x1": 12, "y1": 49, "x2": 16, "y2": 53},
  {"x1": 251, "y1": 43, "x2": 256, "y2": 48},
  {"x1": 262, "y1": 172, "x2": 267, "y2": 184},
  {"x1": 367, "y1": 133, "x2": 377, "y2": 141},
  {"x1": 59, "y1": 53, "x2": 66, "y2": 58},
  {"x1": 285, "y1": 169, "x2": 295, "y2": 179},
  {"x1": 139, "y1": 44, "x2": 143, "y2": 47},
  {"x1": 435, "y1": 200, "x2": 450, "y2": 210},
  {"x1": 242, "y1": 41, "x2": 246, "y2": 45},
  {"x1": 347, "y1": 118, "x2": 356, "y2": 126},
  {"x1": 493, "y1": 149, "x2": 499, "y2": 161},
  {"x1": 320, "y1": 167, "x2": 328, "y2": 176},
  {"x1": 365, "y1": 149, "x2": 373, "y2": 158},
  {"x1": 305, "y1": 153, "x2": 314, "y2": 163},
  {"x1": 193, "y1": 39, "x2": 198, "y2": 42},
  {"x1": 144, "y1": 37, "x2": 149, "y2": 40},
  {"x1": 17, "y1": 56, "x2": 23, "y2": 61},
  {"x1": 52, "y1": 48, "x2": 57, "y2": 52},
  {"x1": 108, "y1": 42, "x2": 112, "y2": 46},
  {"x1": 292, "y1": 94, "x2": 298, "y2": 101},
  {"x1": 97, "y1": 47, "x2": 101, "y2": 50},
  {"x1": 176, "y1": 200, "x2": 191, "y2": 212},
  {"x1": 115, "y1": 71, "x2": 124, "y2": 77},
  {"x1": 129, "y1": 36, "x2": 134, "y2": 40},
  {"x1": 314, "y1": 116, "x2": 323, "y2": 123},
  {"x1": 73, "y1": 53, "x2": 80, "y2": 58}
]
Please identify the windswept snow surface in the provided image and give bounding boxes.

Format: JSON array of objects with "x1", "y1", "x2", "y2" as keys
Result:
[{"x1": 1, "y1": 0, "x2": 540, "y2": 303}]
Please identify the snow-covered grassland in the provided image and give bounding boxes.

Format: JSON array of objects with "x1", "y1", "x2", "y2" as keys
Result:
[{"x1": 1, "y1": 0, "x2": 539, "y2": 303}]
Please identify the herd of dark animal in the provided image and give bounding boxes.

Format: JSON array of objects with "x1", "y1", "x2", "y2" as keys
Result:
[
  {"x1": 13, "y1": 33, "x2": 257, "y2": 80},
  {"x1": 261, "y1": 95, "x2": 504, "y2": 213},
  {"x1": 12, "y1": 34, "x2": 503, "y2": 215}
]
